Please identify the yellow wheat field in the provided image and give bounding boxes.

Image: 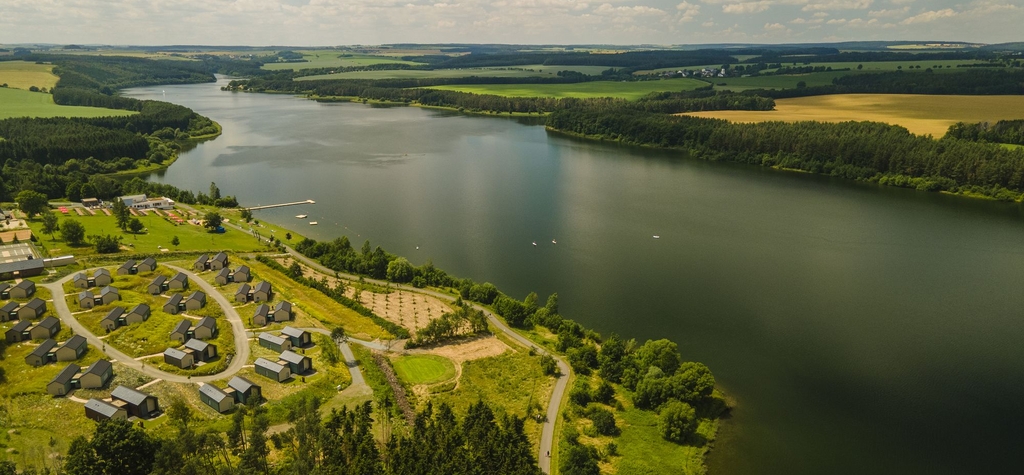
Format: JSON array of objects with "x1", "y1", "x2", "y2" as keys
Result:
[{"x1": 685, "y1": 94, "x2": 1024, "y2": 138}]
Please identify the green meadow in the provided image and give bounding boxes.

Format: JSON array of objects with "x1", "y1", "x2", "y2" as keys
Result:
[
  {"x1": 262, "y1": 51, "x2": 425, "y2": 71},
  {"x1": 0, "y1": 87, "x2": 135, "y2": 120},
  {"x1": 392, "y1": 354, "x2": 456, "y2": 385},
  {"x1": 425, "y1": 78, "x2": 707, "y2": 100}
]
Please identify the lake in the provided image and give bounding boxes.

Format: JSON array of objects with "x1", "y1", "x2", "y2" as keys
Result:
[{"x1": 127, "y1": 79, "x2": 1024, "y2": 474}]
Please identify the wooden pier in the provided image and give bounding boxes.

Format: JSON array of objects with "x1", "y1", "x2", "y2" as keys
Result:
[{"x1": 245, "y1": 199, "x2": 315, "y2": 211}]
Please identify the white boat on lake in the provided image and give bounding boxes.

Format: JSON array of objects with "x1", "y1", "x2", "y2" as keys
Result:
[
  {"x1": 309, "y1": 221, "x2": 318, "y2": 225},
  {"x1": 296, "y1": 214, "x2": 307, "y2": 219}
]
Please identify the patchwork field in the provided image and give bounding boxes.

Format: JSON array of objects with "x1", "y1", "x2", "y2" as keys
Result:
[
  {"x1": 0, "y1": 61, "x2": 58, "y2": 90},
  {"x1": 426, "y1": 78, "x2": 708, "y2": 100},
  {"x1": 0, "y1": 87, "x2": 136, "y2": 120},
  {"x1": 296, "y1": 64, "x2": 613, "y2": 81},
  {"x1": 262, "y1": 52, "x2": 425, "y2": 71},
  {"x1": 686, "y1": 94, "x2": 1024, "y2": 137}
]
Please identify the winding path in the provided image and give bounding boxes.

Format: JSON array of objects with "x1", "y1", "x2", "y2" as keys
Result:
[{"x1": 43, "y1": 265, "x2": 250, "y2": 383}]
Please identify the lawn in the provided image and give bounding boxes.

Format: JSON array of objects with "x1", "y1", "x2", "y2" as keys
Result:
[
  {"x1": 613, "y1": 407, "x2": 714, "y2": 475},
  {"x1": 392, "y1": 354, "x2": 455, "y2": 385},
  {"x1": 262, "y1": 52, "x2": 425, "y2": 71},
  {"x1": 705, "y1": 71, "x2": 851, "y2": 92},
  {"x1": 426, "y1": 78, "x2": 708, "y2": 100},
  {"x1": 296, "y1": 64, "x2": 613, "y2": 81},
  {"x1": 0, "y1": 87, "x2": 136, "y2": 120},
  {"x1": 686, "y1": 94, "x2": 1024, "y2": 138},
  {"x1": 27, "y1": 210, "x2": 271, "y2": 258},
  {"x1": 0, "y1": 61, "x2": 59, "y2": 90}
]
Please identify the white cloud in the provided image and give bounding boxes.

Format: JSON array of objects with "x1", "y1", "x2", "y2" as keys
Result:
[
  {"x1": 803, "y1": 0, "x2": 872, "y2": 11},
  {"x1": 790, "y1": 17, "x2": 823, "y2": 23},
  {"x1": 867, "y1": 6, "x2": 908, "y2": 17},
  {"x1": 813, "y1": 11, "x2": 830, "y2": 16},
  {"x1": 826, "y1": 17, "x2": 847, "y2": 23},
  {"x1": 722, "y1": 1, "x2": 770, "y2": 13},
  {"x1": 676, "y1": 1, "x2": 702, "y2": 21},
  {"x1": 899, "y1": 7, "x2": 956, "y2": 24}
]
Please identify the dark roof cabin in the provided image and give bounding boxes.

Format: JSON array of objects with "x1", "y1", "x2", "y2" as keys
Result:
[
  {"x1": 193, "y1": 254, "x2": 210, "y2": 271},
  {"x1": 25, "y1": 339, "x2": 57, "y2": 367},
  {"x1": 227, "y1": 376, "x2": 261, "y2": 405},
  {"x1": 279, "y1": 350, "x2": 312, "y2": 375},
  {"x1": 84, "y1": 398, "x2": 127, "y2": 422},
  {"x1": 184, "y1": 291, "x2": 206, "y2": 311},
  {"x1": 9, "y1": 279, "x2": 36, "y2": 299},
  {"x1": 30, "y1": 316, "x2": 61, "y2": 340},
  {"x1": 5, "y1": 320, "x2": 31, "y2": 343},
  {"x1": 78, "y1": 359, "x2": 113, "y2": 389},
  {"x1": 47, "y1": 364, "x2": 80, "y2": 396},
  {"x1": 111, "y1": 385, "x2": 159, "y2": 419},
  {"x1": 235, "y1": 283, "x2": 251, "y2": 303},
  {"x1": 253, "y1": 304, "x2": 271, "y2": 326},
  {"x1": 252, "y1": 281, "x2": 272, "y2": 302},
  {"x1": 55, "y1": 334, "x2": 87, "y2": 361},
  {"x1": 77, "y1": 291, "x2": 95, "y2": 309},
  {"x1": 164, "y1": 347, "x2": 194, "y2": 369},
  {"x1": 1, "y1": 301, "x2": 19, "y2": 321},
  {"x1": 184, "y1": 338, "x2": 217, "y2": 362},
  {"x1": 98, "y1": 286, "x2": 120, "y2": 305},
  {"x1": 125, "y1": 304, "x2": 150, "y2": 324},
  {"x1": 17, "y1": 298, "x2": 46, "y2": 320},
  {"x1": 169, "y1": 319, "x2": 191, "y2": 343},
  {"x1": 281, "y1": 326, "x2": 311, "y2": 348},
  {"x1": 163, "y1": 293, "x2": 183, "y2": 315},
  {"x1": 100, "y1": 307, "x2": 125, "y2": 332},
  {"x1": 148, "y1": 275, "x2": 167, "y2": 295},
  {"x1": 232, "y1": 266, "x2": 251, "y2": 283},
  {"x1": 0, "y1": 282, "x2": 9, "y2": 297},
  {"x1": 193, "y1": 316, "x2": 217, "y2": 340},
  {"x1": 137, "y1": 257, "x2": 157, "y2": 273},
  {"x1": 210, "y1": 252, "x2": 229, "y2": 270},
  {"x1": 215, "y1": 268, "x2": 231, "y2": 285},
  {"x1": 199, "y1": 384, "x2": 235, "y2": 413},
  {"x1": 73, "y1": 273, "x2": 89, "y2": 289},
  {"x1": 93, "y1": 268, "x2": 112, "y2": 287},
  {"x1": 168, "y1": 272, "x2": 189, "y2": 290},
  {"x1": 272, "y1": 301, "x2": 292, "y2": 323},
  {"x1": 117, "y1": 259, "x2": 137, "y2": 275}
]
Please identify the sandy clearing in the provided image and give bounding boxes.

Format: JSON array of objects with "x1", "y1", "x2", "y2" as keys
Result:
[
  {"x1": 685, "y1": 94, "x2": 1024, "y2": 138},
  {"x1": 422, "y1": 336, "x2": 511, "y2": 363}
]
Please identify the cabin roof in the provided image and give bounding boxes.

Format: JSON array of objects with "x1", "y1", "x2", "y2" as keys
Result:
[
  {"x1": 187, "y1": 291, "x2": 206, "y2": 303},
  {"x1": 13, "y1": 279, "x2": 34, "y2": 290},
  {"x1": 254, "y1": 281, "x2": 271, "y2": 293},
  {"x1": 184, "y1": 338, "x2": 210, "y2": 352},
  {"x1": 94, "y1": 268, "x2": 111, "y2": 277},
  {"x1": 77, "y1": 290, "x2": 94, "y2": 301},
  {"x1": 165, "y1": 293, "x2": 183, "y2": 307},
  {"x1": 151, "y1": 275, "x2": 167, "y2": 286},
  {"x1": 85, "y1": 398, "x2": 121, "y2": 417},
  {"x1": 259, "y1": 333, "x2": 286, "y2": 345},
  {"x1": 212, "y1": 252, "x2": 228, "y2": 263},
  {"x1": 196, "y1": 316, "x2": 216, "y2": 329},
  {"x1": 61, "y1": 334, "x2": 87, "y2": 350},
  {"x1": 24, "y1": 298, "x2": 45, "y2": 310},
  {"x1": 111, "y1": 385, "x2": 153, "y2": 406},
  {"x1": 279, "y1": 350, "x2": 308, "y2": 365},
  {"x1": 164, "y1": 347, "x2": 189, "y2": 360},
  {"x1": 103, "y1": 307, "x2": 125, "y2": 321},
  {"x1": 99, "y1": 286, "x2": 119, "y2": 297},
  {"x1": 234, "y1": 265, "x2": 250, "y2": 274},
  {"x1": 9, "y1": 320, "x2": 31, "y2": 332},
  {"x1": 30, "y1": 339, "x2": 57, "y2": 357},
  {"x1": 228, "y1": 376, "x2": 257, "y2": 393},
  {"x1": 140, "y1": 257, "x2": 157, "y2": 267},
  {"x1": 85, "y1": 359, "x2": 112, "y2": 376},
  {"x1": 200, "y1": 384, "x2": 231, "y2": 403},
  {"x1": 254, "y1": 357, "x2": 286, "y2": 372},
  {"x1": 51, "y1": 363, "x2": 81, "y2": 385},
  {"x1": 118, "y1": 260, "x2": 136, "y2": 271},
  {"x1": 1, "y1": 301, "x2": 18, "y2": 313},
  {"x1": 274, "y1": 301, "x2": 292, "y2": 312},
  {"x1": 131, "y1": 303, "x2": 150, "y2": 315},
  {"x1": 171, "y1": 319, "x2": 191, "y2": 335},
  {"x1": 236, "y1": 283, "x2": 251, "y2": 295},
  {"x1": 170, "y1": 272, "x2": 188, "y2": 283},
  {"x1": 281, "y1": 326, "x2": 305, "y2": 338},
  {"x1": 37, "y1": 316, "x2": 60, "y2": 329},
  {"x1": 253, "y1": 304, "x2": 270, "y2": 317}
]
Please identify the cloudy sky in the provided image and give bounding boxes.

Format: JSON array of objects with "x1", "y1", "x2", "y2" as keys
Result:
[{"x1": 1, "y1": 0, "x2": 1020, "y2": 46}]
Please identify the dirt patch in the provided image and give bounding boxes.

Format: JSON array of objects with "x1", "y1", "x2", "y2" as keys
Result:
[{"x1": 422, "y1": 336, "x2": 510, "y2": 363}]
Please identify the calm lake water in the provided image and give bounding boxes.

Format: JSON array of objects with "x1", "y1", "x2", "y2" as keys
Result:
[{"x1": 127, "y1": 79, "x2": 1024, "y2": 474}]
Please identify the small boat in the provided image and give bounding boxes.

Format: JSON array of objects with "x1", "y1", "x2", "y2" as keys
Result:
[
  {"x1": 552, "y1": 240, "x2": 557, "y2": 244},
  {"x1": 532, "y1": 242, "x2": 537, "y2": 246},
  {"x1": 653, "y1": 235, "x2": 660, "y2": 239},
  {"x1": 296, "y1": 214, "x2": 307, "y2": 219},
  {"x1": 416, "y1": 246, "x2": 420, "y2": 250},
  {"x1": 309, "y1": 221, "x2": 318, "y2": 225}
]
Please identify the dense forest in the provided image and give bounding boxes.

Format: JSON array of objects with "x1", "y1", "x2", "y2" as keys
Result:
[{"x1": 946, "y1": 120, "x2": 1024, "y2": 145}]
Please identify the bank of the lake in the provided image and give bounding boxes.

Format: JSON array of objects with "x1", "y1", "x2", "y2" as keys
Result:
[{"x1": 127, "y1": 79, "x2": 1024, "y2": 475}]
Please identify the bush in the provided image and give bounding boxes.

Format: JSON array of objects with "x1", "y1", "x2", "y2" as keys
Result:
[
  {"x1": 93, "y1": 234, "x2": 121, "y2": 253},
  {"x1": 568, "y1": 382, "x2": 591, "y2": 407},
  {"x1": 593, "y1": 380, "x2": 615, "y2": 405},
  {"x1": 659, "y1": 400, "x2": 697, "y2": 444},
  {"x1": 588, "y1": 406, "x2": 618, "y2": 436},
  {"x1": 566, "y1": 344, "x2": 599, "y2": 375},
  {"x1": 560, "y1": 444, "x2": 600, "y2": 475},
  {"x1": 539, "y1": 354, "x2": 559, "y2": 376}
]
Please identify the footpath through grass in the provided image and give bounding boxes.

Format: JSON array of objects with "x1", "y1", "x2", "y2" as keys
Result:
[
  {"x1": 426, "y1": 78, "x2": 708, "y2": 100},
  {"x1": 0, "y1": 87, "x2": 136, "y2": 120}
]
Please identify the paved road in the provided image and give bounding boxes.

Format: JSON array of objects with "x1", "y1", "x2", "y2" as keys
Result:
[
  {"x1": 219, "y1": 213, "x2": 570, "y2": 471},
  {"x1": 302, "y1": 327, "x2": 366, "y2": 387},
  {"x1": 44, "y1": 265, "x2": 250, "y2": 384}
]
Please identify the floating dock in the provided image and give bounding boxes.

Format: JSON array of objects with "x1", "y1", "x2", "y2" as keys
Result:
[{"x1": 245, "y1": 200, "x2": 315, "y2": 211}]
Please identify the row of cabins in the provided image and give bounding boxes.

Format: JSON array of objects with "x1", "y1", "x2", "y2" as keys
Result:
[
  {"x1": 99, "y1": 304, "x2": 150, "y2": 332},
  {"x1": 194, "y1": 252, "x2": 229, "y2": 272},
  {"x1": 117, "y1": 257, "x2": 157, "y2": 276},
  {"x1": 1, "y1": 298, "x2": 47, "y2": 321},
  {"x1": 169, "y1": 316, "x2": 218, "y2": 343},
  {"x1": 200, "y1": 377, "x2": 261, "y2": 413},
  {"x1": 164, "y1": 338, "x2": 218, "y2": 368},
  {"x1": 26, "y1": 334, "x2": 87, "y2": 366},
  {"x1": 254, "y1": 350, "x2": 313, "y2": 382},
  {"x1": 163, "y1": 291, "x2": 207, "y2": 314},
  {"x1": 83, "y1": 385, "x2": 159, "y2": 421},
  {"x1": 235, "y1": 281, "x2": 272, "y2": 303},
  {"x1": 258, "y1": 326, "x2": 311, "y2": 351},
  {"x1": 215, "y1": 266, "x2": 250, "y2": 285},
  {"x1": 77, "y1": 287, "x2": 120, "y2": 309},
  {"x1": 73, "y1": 269, "x2": 111, "y2": 289},
  {"x1": 5, "y1": 316, "x2": 61, "y2": 343},
  {"x1": 47, "y1": 359, "x2": 113, "y2": 397},
  {"x1": 148, "y1": 272, "x2": 189, "y2": 294},
  {"x1": 0, "y1": 280, "x2": 36, "y2": 299},
  {"x1": 253, "y1": 301, "x2": 292, "y2": 326}
]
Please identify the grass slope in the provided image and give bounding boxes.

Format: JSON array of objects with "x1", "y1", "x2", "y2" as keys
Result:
[
  {"x1": 687, "y1": 94, "x2": 1024, "y2": 137},
  {"x1": 392, "y1": 354, "x2": 455, "y2": 385},
  {"x1": 426, "y1": 78, "x2": 707, "y2": 100},
  {"x1": 263, "y1": 52, "x2": 424, "y2": 71},
  {"x1": 0, "y1": 61, "x2": 59, "y2": 90},
  {"x1": 0, "y1": 87, "x2": 136, "y2": 120}
]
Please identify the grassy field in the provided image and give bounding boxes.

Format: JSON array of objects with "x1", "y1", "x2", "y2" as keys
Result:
[
  {"x1": 426, "y1": 78, "x2": 707, "y2": 100},
  {"x1": 705, "y1": 71, "x2": 850, "y2": 92},
  {"x1": 262, "y1": 52, "x2": 425, "y2": 71},
  {"x1": 27, "y1": 210, "x2": 271, "y2": 258},
  {"x1": 0, "y1": 61, "x2": 58, "y2": 90},
  {"x1": 687, "y1": 94, "x2": 1024, "y2": 137},
  {"x1": 392, "y1": 354, "x2": 455, "y2": 385},
  {"x1": 0, "y1": 87, "x2": 136, "y2": 120},
  {"x1": 297, "y1": 64, "x2": 612, "y2": 81}
]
